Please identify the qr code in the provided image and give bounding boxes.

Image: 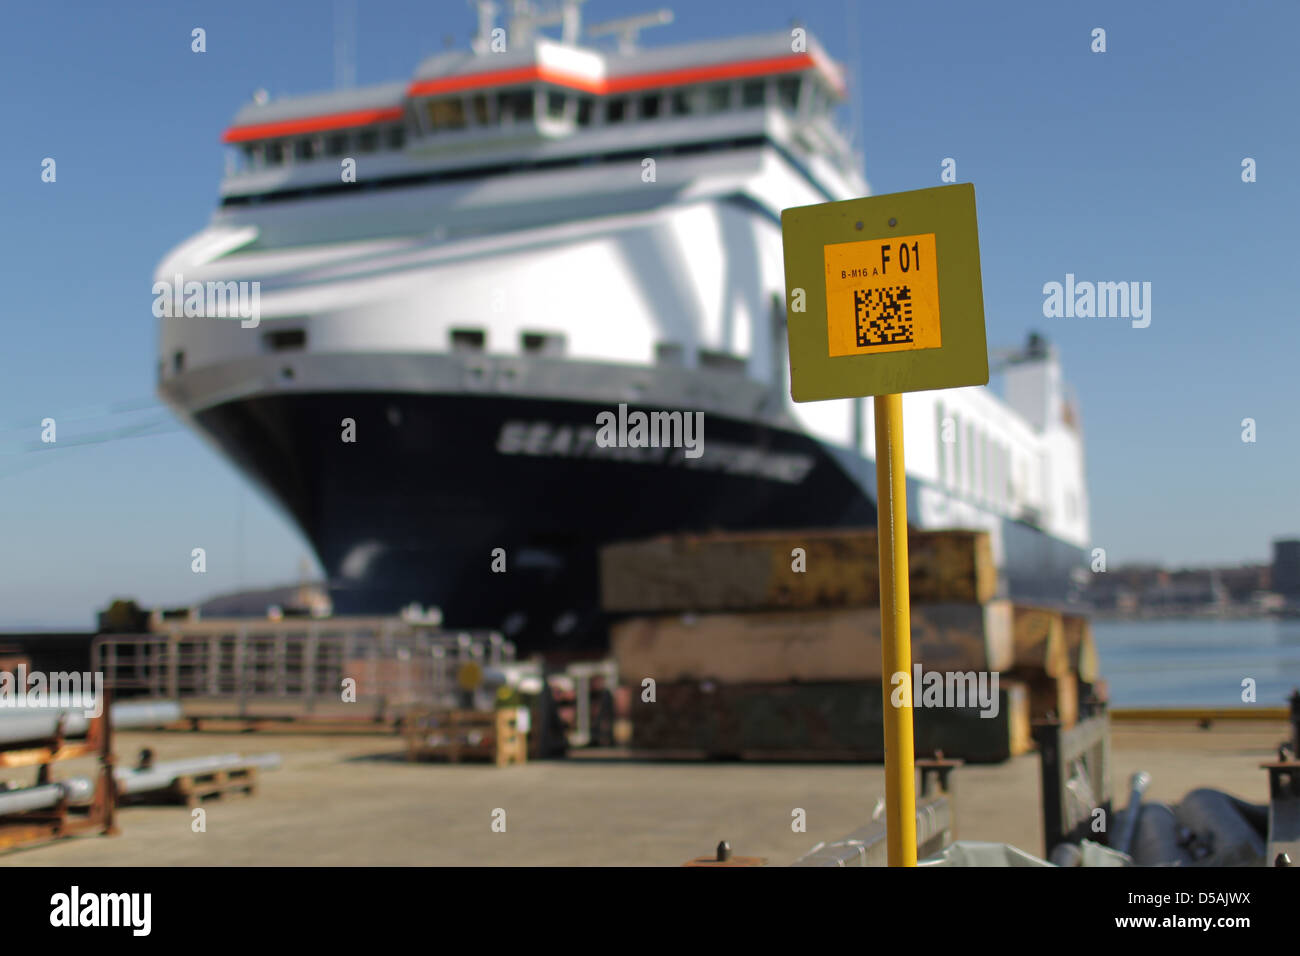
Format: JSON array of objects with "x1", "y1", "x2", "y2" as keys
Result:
[{"x1": 854, "y1": 285, "x2": 914, "y2": 347}]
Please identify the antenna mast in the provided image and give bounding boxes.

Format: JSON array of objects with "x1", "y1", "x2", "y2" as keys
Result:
[
  {"x1": 586, "y1": 8, "x2": 673, "y2": 54},
  {"x1": 334, "y1": 0, "x2": 356, "y2": 89}
]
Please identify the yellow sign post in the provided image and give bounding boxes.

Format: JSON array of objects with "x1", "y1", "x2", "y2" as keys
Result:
[
  {"x1": 874, "y1": 391, "x2": 916, "y2": 866},
  {"x1": 780, "y1": 184, "x2": 988, "y2": 867}
]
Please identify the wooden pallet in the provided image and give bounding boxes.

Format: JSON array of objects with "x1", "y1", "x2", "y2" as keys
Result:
[
  {"x1": 404, "y1": 709, "x2": 527, "y2": 766},
  {"x1": 119, "y1": 765, "x2": 261, "y2": 809},
  {"x1": 172, "y1": 767, "x2": 257, "y2": 809}
]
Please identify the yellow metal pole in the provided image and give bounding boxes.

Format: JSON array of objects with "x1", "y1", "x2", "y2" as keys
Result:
[{"x1": 874, "y1": 392, "x2": 917, "y2": 866}]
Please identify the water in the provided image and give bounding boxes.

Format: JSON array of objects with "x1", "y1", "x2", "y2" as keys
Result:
[{"x1": 1092, "y1": 618, "x2": 1300, "y2": 708}]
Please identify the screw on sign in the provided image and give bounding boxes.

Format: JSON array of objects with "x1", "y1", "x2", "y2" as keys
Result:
[{"x1": 781, "y1": 184, "x2": 989, "y2": 866}]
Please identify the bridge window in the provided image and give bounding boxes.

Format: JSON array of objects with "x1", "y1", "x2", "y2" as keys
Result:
[
  {"x1": 496, "y1": 88, "x2": 533, "y2": 123},
  {"x1": 741, "y1": 80, "x2": 766, "y2": 107},
  {"x1": 265, "y1": 141, "x2": 285, "y2": 165},
  {"x1": 325, "y1": 133, "x2": 348, "y2": 156},
  {"x1": 546, "y1": 90, "x2": 567, "y2": 118},
  {"x1": 576, "y1": 96, "x2": 594, "y2": 125},
  {"x1": 470, "y1": 93, "x2": 491, "y2": 125},
  {"x1": 810, "y1": 82, "x2": 835, "y2": 116},
  {"x1": 357, "y1": 128, "x2": 379, "y2": 152},
  {"x1": 776, "y1": 75, "x2": 801, "y2": 111},
  {"x1": 428, "y1": 97, "x2": 467, "y2": 130},
  {"x1": 639, "y1": 93, "x2": 661, "y2": 119},
  {"x1": 606, "y1": 97, "x2": 627, "y2": 123},
  {"x1": 670, "y1": 89, "x2": 693, "y2": 115},
  {"x1": 385, "y1": 125, "x2": 405, "y2": 149},
  {"x1": 294, "y1": 137, "x2": 319, "y2": 161},
  {"x1": 705, "y1": 83, "x2": 732, "y2": 113}
]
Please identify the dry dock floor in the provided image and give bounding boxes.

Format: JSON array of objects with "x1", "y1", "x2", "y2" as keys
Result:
[{"x1": 0, "y1": 721, "x2": 1286, "y2": 866}]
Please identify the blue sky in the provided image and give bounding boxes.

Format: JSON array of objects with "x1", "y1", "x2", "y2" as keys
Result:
[{"x1": 1, "y1": 0, "x2": 1297, "y2": 628}]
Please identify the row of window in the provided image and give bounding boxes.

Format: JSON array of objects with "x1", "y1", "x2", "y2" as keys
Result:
[
  {"x1": 167, "y1": 328, "x2": 569, "y2": 380},
  {"x1": 242, "y1": 124, "x2": 405, "y2": 168},
  {"x1": 450, "y1": 329, "x2": 567, "y2": 356},
  {"x1": 236, "y1": 74, "x2": 827, "y2": 171},
  {"x1": 935, "y1": 402, "x2": 1019, "y2": 512},
  {"x1": 424, "y1": 75, "x2": 806, "y2": 133}
]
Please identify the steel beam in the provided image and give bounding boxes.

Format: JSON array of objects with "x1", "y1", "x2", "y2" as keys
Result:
[
  {"x1": 0, "y1": 701, "x2": 182, "y2": 745},
  {"x1": 0, "y1": 778, "x2": 93, "y2": 815},
  {"x1": 114, "y1": 752, "x2": 281, "y2": 795},
  {"x1": 790, "y1": 795, "x2": 951, "y2": 867}
]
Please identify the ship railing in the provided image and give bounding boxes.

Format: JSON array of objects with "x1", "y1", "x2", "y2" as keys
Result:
[{"x1": 91, "y1": 619, "x2": 516, "y2": 721}]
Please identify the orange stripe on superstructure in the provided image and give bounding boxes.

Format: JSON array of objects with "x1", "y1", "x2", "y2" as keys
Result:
[
  {"x1": 404, "y1": 53, "x2": 819, "y2": 97},
  {"x1": 221, "y1": 106, "x2": 406, "y2": 143},
  {"x1": 603, "y1": 53, "x2": 817, "y2": 93},
  {"x1": 223, "y1": 52, "x2": 837, "y2": 142},
  {"x1": 407, "y1": 65, "x2": 604, "y2": 97}
]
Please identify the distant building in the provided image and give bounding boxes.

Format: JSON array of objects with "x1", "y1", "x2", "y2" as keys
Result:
[
  {"x1": 1273, "y1": 539, "x2": 1300, "y2": 598},
  {"x1": 1219, "y1": 564, "x2": 1271, "y2": 603},
  {"x1": 1145, "y1": 569, "x2": 1227, "y2": 611}
]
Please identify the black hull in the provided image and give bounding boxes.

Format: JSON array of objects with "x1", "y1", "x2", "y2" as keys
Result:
[{"x1": 195, "y1": 391, "x2": 1083, "y2": 654}]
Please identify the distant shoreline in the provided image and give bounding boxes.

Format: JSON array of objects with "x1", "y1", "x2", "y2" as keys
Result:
[{"x1": 1091, "y1": 608, "x2": 1298, "y2": 623}]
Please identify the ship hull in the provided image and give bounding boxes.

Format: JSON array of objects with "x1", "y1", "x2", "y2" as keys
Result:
[{"x1": 193, "y1": 388, "x2": 1085, "y2": 654}]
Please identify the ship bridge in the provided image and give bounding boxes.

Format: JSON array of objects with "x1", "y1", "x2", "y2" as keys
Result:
[{"x1": 218, "y1": 3, "x2": 855, "y2": 210}]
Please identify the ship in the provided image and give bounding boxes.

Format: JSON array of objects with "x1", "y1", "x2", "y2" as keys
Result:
[{"x1": 155, "y1": 2, "x2": 1090, "y2": 653}]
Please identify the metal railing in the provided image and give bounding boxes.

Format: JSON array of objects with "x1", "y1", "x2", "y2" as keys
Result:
[
  {"x1": 1034, "y1": 705, "x2": 1112, "y2": 858},
  {"x1": 790, "y1": 795, "x2": 953, "y2": 866},
  {"x1": 92, "y1": 618, "x2": 516, "y2": 720}
]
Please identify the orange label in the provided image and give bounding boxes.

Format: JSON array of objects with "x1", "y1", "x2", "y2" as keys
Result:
[{"x1": 823, "y1": 233, "x2": 942, "y2": 357}]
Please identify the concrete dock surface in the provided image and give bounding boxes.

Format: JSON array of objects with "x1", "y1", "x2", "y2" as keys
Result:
[{"x1": 0, "y1": 721, "x2": 1286, "y2": 866}]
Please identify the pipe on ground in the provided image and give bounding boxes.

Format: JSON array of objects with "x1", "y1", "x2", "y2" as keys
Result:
[
  {"x1": 1113, "y1": 771, "x2": 1151, "y2": 856},
  {"x1": 114, "y1": 752, "x2": 281, "y2": 795},
  {"x1": 1174, "y1": 788, "x2": 1266, "y2": 866},
  {"x1": 0, "y1": 778, "x2": 94, "y2": 815},
  {"x1": 0, "y1": 701, "x2": 183, "y2": 745},
  {"x1": 1128, "y1": 803, "x2": 1195, "y2": 866}
]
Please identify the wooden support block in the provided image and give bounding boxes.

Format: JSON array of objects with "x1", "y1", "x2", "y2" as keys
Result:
[
  {"x1": 1010, "y1": 670, "x2": 1079, "y2": 728},
  {"x1": 630, "y1": 679, "x2": 1029, "y2": 763},
  {"x1": 600, "y1": 528, "x2": 997, "y2": 613},
  {"x1": 612, "y1": 601, "x2": 1013, "y2": 684},
  {"x1": 1062, "y1": 615, "x2": 1100, "y2": 684},
  {"x1": 1004, "y1": 679, "x2": 1033, "y2": 757},
  {"x1": 1011, "y1": 606, "x2": 1068, "y2": 678}
]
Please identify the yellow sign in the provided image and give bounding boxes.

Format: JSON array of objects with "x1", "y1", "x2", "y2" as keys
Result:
[
  {"x1": 824, "y1": 233, "x2": 941, "y2": 357},
  {"x1": 781, "y1": 184, "x2": 987, "y2": 401}
]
